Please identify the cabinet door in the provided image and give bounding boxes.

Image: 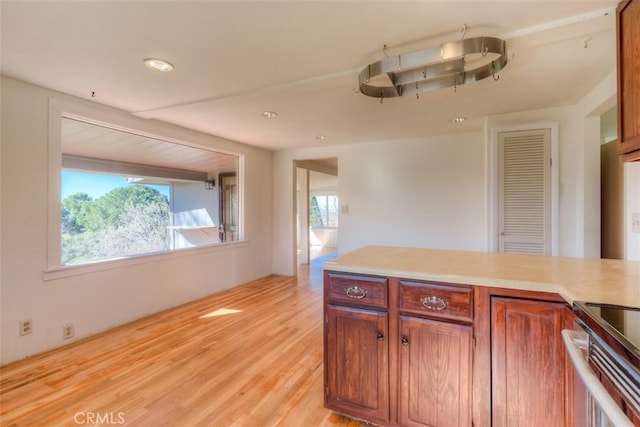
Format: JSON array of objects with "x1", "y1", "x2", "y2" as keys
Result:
[
  {"x1": 617, "y1": 0, "x2": 640, "y2": 161},
  {"x1": 491, "y1": 297, "x2": 567, "y2": 427},
  {"x1": 398, "y1": 316, "x2": 472, "y2": 427},
  {"x1": 325, "y1": 304, "x2": 389, "y2": 423}
]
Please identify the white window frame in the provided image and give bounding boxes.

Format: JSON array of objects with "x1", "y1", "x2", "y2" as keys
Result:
[
  {"x1": 46, "y1": 98, "x2": 245, "y2": 281},
  {"x1": 488, "y1": 122, "x2": 559, "y2": 255},
  {"x1": 310, "y1": 193, "x2": 339, "y2": 229}
]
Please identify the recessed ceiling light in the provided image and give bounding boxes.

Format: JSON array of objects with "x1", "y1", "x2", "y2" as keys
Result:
[
  {"x1": 143, "y1": 58, "x2": 174, "y2": 72},
  {"x1": 262, "y1": 111, "x2": 278, "y2": 119},
  {"x1": 315, "y1": 135, "x2": 327, "y2": 141},
  {"x1": 449, "y1": 116, "x2": 467, "y2": 123}
]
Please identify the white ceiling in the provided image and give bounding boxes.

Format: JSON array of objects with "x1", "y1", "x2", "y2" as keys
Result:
[{"x1": 0, "y1": 1, "x2": 619, "y2": 151}]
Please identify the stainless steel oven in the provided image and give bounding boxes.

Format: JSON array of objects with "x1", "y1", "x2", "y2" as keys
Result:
[{"x1": 564, "y1": 302, "x2": 640, "y2": 427}]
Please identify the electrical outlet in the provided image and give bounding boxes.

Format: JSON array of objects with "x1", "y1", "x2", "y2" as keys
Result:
[
  {"x1": 19, "y1": 320, "x2": 32, "y2": 336},
  {"x1": 63, "y1": 323, "x2": 74, "y2": 340}
]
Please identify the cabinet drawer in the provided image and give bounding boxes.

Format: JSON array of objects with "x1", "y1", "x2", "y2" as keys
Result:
[
  {"x1": 399, "y1": 280, "x2": 472, "y2": 322},
  {"x1": 326, "y1": 273, "x2": 387, "y2": 309}
]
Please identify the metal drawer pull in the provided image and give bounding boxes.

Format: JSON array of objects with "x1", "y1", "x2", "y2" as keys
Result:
[
  {"x1": 421, "y1": 296, "x2": 448, "y2": 311},
  {"x1": 344, "y1": 286, "x2": 367, "y2": 299}
]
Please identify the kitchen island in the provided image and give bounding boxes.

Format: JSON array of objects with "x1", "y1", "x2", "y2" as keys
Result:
[
  {"x1": 322, "y1": 246, "x2": 640, "y2": 427},
  {"x1": 324, "y1": 245, "x2": 640, "y2": 308}
]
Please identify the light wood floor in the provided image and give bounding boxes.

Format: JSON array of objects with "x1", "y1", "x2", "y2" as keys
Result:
[{"x1": 0, "y1": 265, "x2": 364, "y2": 426}]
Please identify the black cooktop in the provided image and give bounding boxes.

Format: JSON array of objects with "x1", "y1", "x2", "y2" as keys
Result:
[{"x1": 574, "y1": 301, "x2": 640, "y2": 372}]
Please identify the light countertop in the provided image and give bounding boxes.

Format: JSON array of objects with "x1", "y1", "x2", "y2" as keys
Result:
[{"x1": 323, "y1": 246, "x2": 640, "y2": 308}]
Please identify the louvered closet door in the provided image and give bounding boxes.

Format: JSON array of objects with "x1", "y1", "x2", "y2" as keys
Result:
[{"x1": 498, "y1": 129, "x2": 551, "y2": 255}]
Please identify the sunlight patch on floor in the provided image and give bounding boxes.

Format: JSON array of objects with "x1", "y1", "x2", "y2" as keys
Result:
[{"x1": 199, "y1": 308, "x2": 243, "y2": 319}]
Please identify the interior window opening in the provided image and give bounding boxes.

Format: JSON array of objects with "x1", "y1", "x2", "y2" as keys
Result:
[{"x1": 58, "y1": 116, "x2": 241, "y2": 267}]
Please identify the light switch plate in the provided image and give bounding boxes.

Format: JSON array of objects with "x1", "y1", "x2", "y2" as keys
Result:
[{"x1": 632, "y1": 212, "x2": 640, "y2": 233}]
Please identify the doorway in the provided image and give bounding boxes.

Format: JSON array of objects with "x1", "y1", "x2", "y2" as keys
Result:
[
  {"x1": 295, "y1": 158, "x2": 338, "y2": 270},
  {"x1": 600, "y1": 107, "x2": 624, "y2": 260}
]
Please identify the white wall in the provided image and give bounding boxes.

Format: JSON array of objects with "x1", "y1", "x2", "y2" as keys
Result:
[
  {"x1": 577, "y1": 72, "x2": 617, "y2": 259},
  {"x1": 309, "y1": 170, "x2": 338, "y2": 192},
  {"x1": 486, "y1": 72, "x2": 617, "y2": 258},
  {"x1": 272, "y1": 74, "x2": 617, "y2": 275},
  {"x1": 338, "y1": 135, "x2": 487, "y2": 254},
  {"x1": 0, "y1": 77, "x2": 273, "y2": 364},
  {"x1": 311, "y1": 229, "x2": 338, "y2": 247},
  {"x1": 296, "y1": 167, "x2": 309, "y2": 264},
  {"x1": 172, "y1": 182, "x2": 220, "y2": 248},
  {"x1": 596, "y1": 102, "x2": 640, "y2": 262},
  {"x1": 625, "y1": 163, "x2": 640, "y2": 261},
  {"x1": 487, "y1": 106, "x2": 586, "y2": 257},
  {"x1": 272, "y1": 134, "x2": 487, "y2": 275},
  {"x1": 173, "y1": 182, "x2": 218, "y2": 228}
]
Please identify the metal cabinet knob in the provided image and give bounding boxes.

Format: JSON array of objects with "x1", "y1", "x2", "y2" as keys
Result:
[
  {"x1": 421, "y1": 295, "x2": 448, "y2": 311},
  {"x1": 377, "y1": 332, "x2": 384, "y2": 341},
  {"x1": 344, "y1": 286, "x2": 367, "y2": 299},
  {"x1": 401, "y1": 337, "x2": 409, "y2": 346}
]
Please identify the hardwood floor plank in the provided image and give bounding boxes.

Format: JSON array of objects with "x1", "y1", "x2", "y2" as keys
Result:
[{"x1": 0, "y1": 270, "x2": 363, "y2": 426}]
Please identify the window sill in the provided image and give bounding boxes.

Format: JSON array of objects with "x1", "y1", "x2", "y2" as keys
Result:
[{"x1": 43, "y1": 240, "x2": 249, "y2": 282}]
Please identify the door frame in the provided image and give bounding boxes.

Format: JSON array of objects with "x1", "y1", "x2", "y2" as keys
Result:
[
  {"x1": 218, "y1": 171, "x2": 238, "y2": 243},
  {"x1": 293, "y1": 158, "x2": 339, "y2": 273},
  {"x1": 296, "y1": 167, "x2": 310, "y2": 265}
]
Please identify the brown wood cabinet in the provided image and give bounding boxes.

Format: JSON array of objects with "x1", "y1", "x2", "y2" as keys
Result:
[
  {"x1": 397, "y1": 280, "x2": 474, "y2": 427},
  {"x1": 325, "y1": 304, "x2": 389, "y2": 423},
  {"x1": 324, "y1": 273, "x2": 390, "y2": 425},
  {"x1": 490, "y1": 296, "x2": 570, "y2": 427},
  {"x1": 324, "y1": 272, "x2": 473, "y2": 426},
  {"x1": 324, "y1": 271, "x2": 577, "y2": 427},
  {"x1": 617, "y1": 0, "x2": 640, "y2": 161},
  {"x1": 398, "y1": 316, "x2": 472, "y2": 427}
]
